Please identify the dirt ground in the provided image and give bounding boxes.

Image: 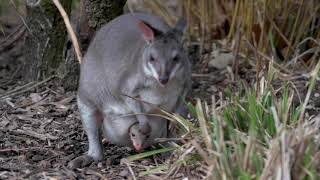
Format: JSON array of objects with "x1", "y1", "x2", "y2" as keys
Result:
[{"x1": 1, "y1": 22, "x2": 320, "y2": 180}]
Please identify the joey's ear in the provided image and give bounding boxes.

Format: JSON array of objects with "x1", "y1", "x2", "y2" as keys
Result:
[{"x1": 138, "y1": 21, "x2": 161, "y2": 44}]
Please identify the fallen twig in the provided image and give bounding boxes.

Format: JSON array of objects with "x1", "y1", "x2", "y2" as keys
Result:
[
  {"x1": 0, "y1": 75, "x2": 57, "y2": 100},
  {"x1": 0, "y1": 24, "x2": 26, "y2": 52},
  {"x1": 86, "y1": 169, "x2": 109, "y2": 180},
  {"x1": 125, "y1": 161, "x2": 137, "y2": 180},
  {"x1": 0, "y1": 147, "x2": 64, "y2": 155},
  {"x1": 0, "y1": 82, "x2": 34, "y2": 97},
  {"x1": 15, "y1": 129, "x2": 58, "y2": 141}
]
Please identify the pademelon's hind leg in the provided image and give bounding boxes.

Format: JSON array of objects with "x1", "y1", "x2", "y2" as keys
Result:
[{"x1": 68, "y1": 97, "x2": 104, "y2": 169}]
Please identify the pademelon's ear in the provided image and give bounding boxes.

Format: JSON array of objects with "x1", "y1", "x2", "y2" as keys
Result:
[
  {"x1": 173, "y1": 17, "x2": 187, "y2": 40},
  {"x1": 138, "y1": 21, "x2": 162, "y2": 44},
  {"x1": 175, "y1": 17, "x2": 187, "y2": 33}
]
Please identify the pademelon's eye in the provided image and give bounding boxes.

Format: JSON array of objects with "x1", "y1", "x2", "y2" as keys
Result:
[
  {"x1": 146, "y1": 134, "x2": 150, "y2": 138},
  {"x1": 173, "y1": 56, "x2": 179, "y2": 62},
  {"x1": 149, "y1": 56, "x2": 156, "y2": 62},
  {"x1": 131, "y1": 133, "x2": 136, "y2": 137}
]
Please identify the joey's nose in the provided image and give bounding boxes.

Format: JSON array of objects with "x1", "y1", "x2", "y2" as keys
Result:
[
  {"x1": 134, "y1": 144, "x2": 143, "y2": 152},
  {"x1": 159, "y1": 76, "x2": 169, "y2": 85}
]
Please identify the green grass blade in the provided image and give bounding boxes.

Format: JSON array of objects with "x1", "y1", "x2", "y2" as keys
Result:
[{"x1": 126, "y1": 147, "x2": 177, "y2": 162}]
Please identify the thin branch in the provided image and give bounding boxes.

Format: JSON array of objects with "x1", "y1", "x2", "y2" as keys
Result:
[
  {"x1": 9, "y1": 0, "x2": 32, "y2": 33},
  {"x1": 52, "y1": 0, "x2": 82, "y2": 64},
  {"x1": 299, "y1": 55, "x2": 320, "y2": 122}
]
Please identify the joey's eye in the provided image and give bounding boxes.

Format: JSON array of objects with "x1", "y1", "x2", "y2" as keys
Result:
[
  {"x1": 173, "y1": 56, "x2": 179, "y2": 62},
  {"x1": 131, "y1": 133, "x2": 136, "y2": 137},
  {"x1": 149, "y1": 56, "x2": 156, "y2": 62},
  {"x1": 146, "y1": 135, "x2": 150, "y2": 138}
]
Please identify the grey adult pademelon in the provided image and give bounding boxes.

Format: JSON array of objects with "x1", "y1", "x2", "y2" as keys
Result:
[{"x1": 69, "y1": 13, "x2": 191, "y2": 169}]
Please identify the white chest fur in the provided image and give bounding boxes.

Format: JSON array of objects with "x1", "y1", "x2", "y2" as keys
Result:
[
  {"x1": 104, "y1": 79, "x2": 184, "y2": 116},
  {"x1": 139, "y1": 79, "x2": 183, "y2": 111}
]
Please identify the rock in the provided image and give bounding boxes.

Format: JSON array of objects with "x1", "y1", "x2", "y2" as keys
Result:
[
  {"x1": 97, "y1": 162, "x2": 104, "y2": 168},
  {"x1": 209, "y1": 53, "x2": 234, "y2": 70},
  {"x1": 210, "y1": 86, "x2": 218, "y2": 92},
  {"x1": 119, "y1": 169, "x2": 129, "y2": 177}
]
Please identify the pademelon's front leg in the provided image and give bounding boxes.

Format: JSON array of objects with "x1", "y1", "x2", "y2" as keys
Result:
[
  {"x1": 175, "y1": 79, "x2": 192, "y2": 118},
  {"x1": 122, "y1": 90, "x2": 151, "y2": 135},
  {"x1": 68, "y1": 97, "x2": 103, "y2": 169}
]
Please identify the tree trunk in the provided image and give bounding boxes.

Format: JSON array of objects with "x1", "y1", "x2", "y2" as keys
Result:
[
  {"x1": 23, "y1": 0, "x2": 126, "y2": 90},
  {"x1": 65, "y1": 0, "x2": 126, "y2": 90},
  {"x1": 79, "y1": 0, "x2": 127, "y2": 51},
  {"x1": 23, "y1": 0, "x2": 72, "y2": 82}
]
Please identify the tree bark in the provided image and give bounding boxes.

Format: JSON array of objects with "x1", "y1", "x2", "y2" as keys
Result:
[
  {"x1": 23, "y1": 0, "x2": 72, "y2": 82},
  {"x1": 69, "y1": 0, "x2": 126, "y2": 90},
  {"x1": 79, "y1": 0, "x2": 127, "y2": 51},
  {"x1": 23, "y1": 0, "x2": 126, "y2": 90}
]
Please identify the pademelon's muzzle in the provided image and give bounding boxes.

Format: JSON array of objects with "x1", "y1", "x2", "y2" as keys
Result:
[{"x1": 159, "y1": 75, "x2": 169, "y2": 85}]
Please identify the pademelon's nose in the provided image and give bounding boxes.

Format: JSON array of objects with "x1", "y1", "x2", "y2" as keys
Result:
[
  {"x1": 134, "y1": 144, "x2": 143, "y2": 152},
  {"x1": 159, "y1": 76, "x2": 169, "y2": 85}
]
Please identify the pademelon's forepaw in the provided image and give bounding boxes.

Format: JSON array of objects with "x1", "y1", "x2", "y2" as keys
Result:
[{"x1": 68, "y1": 155, "x2": 94, "y2": 169}]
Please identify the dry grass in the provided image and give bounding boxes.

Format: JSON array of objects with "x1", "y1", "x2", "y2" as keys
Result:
[
  {"x1": 126, "y1": 0, "x2": 320, "y2": 179},
  {"x1": 142, "y1": 0, "x2": 319, "y2": 65}
]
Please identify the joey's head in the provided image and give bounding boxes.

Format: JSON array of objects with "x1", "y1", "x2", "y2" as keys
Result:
[
  {"x1": 129, "y1": 123, "x2": 150, "y2": 152},
  {"x1": 138, "y1": 18, "x2": 190, "y2": 86}
]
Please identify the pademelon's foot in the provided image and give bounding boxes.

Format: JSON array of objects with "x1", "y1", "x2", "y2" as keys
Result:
[{"x1": 68, "y1": 155, "x2": 95, "y2": 169}]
